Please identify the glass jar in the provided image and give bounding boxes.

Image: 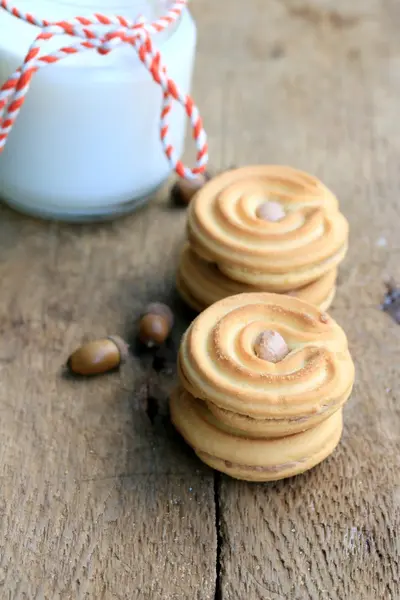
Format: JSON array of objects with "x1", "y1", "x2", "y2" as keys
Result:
[{"x1": 0, "y1": 1, "x2": 197, "y2": 220}]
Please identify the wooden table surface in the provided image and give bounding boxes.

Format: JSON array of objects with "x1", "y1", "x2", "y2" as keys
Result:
[{"x1": 1, "y1": 1, "x2": 400, "y2": 598}]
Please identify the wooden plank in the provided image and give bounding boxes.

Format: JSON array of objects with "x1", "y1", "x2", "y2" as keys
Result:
[
  {"x1": 1, "y1": 0, "x2": 399, "y2": 597},
  {"x1": 218, "y1": 309, "x2": 400, "y2": 600},
  {"x1": 212, "y1": 0, "x2": 400, "y2": 598},
  {"x1": 0, "y1": 200, "x2": 217, "y2": 599}
]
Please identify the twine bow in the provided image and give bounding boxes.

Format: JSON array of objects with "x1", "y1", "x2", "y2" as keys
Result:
[{"x1": 0, "y1": 0, "x2": 208, "y2": 179}]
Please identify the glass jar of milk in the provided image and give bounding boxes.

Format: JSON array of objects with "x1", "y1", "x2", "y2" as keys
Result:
[{"x1": 0, "y1": 1, "x2": 197, "y2": 220}]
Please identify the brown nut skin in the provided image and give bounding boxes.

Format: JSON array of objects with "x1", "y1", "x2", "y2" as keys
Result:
[
  {"x1": 145, "y1": 302, "x2": 174, "y2": 330},
  {"x1": 67, "y1": 336, "x2": 129, "y2": 376},
  {"x1": 139, "y1": 314, "x2": 170, "y2": 347},
  {"x1": 170, "y1": 172, "x2": 211, "y2": 206}
]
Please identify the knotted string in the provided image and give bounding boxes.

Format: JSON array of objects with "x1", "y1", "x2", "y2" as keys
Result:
[{"x1": 0, "y1": 0, "x2": 208, "y2": 178}]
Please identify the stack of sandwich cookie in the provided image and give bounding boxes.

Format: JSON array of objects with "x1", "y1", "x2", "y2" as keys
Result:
[
  {"x1": 170, "y1": 293, "x2": 355, "y2": 482},
  {"x1": 176, "y1": 165, "x2": 349, "y2": 311}
]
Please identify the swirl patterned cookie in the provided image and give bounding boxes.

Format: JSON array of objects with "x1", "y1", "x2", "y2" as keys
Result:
[
  {"x1": 187, "y1": 165, "x2": 349, "y2": 292},
  {"x1": 179, "y1": 293, "x2": 354, "y2": 429},
  {"x1": 177, "y1": 243, "x2": 337, "y2": 313},
  {"x1": 170, "y1": 293, "x2": 355, "y2": 480}
]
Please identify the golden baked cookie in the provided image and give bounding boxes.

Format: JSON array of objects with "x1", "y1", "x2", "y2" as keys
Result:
[
  {"x1": 170, "y1": 293, "x2": 354, "y2": 481},
  {"x1": 178, "y1": 292, "x2": 354, "y2": 433},
  {"x1": 177, "y1": 243, "x2": 337, "y2": 313},
  {"x1": 187, "y1": 165, "x2": 349, "y2": 292},
  {"x1": 170, "y1": 387, "x2": 343, "y2": 482}
]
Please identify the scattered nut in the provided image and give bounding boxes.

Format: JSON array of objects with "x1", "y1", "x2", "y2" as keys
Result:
[
  {"x1": 139, "y1": 303, "x2": 174, "y2": 347},
  {"x1": 256, "y1": 201, "x2": 285, "y2": 222},
  {"x1": 254, "y1": 330, "x2": 289, "y2": 363},
  {"x1": 170, "y1": 172, "x2": 211, "y2": 206},
  {"x1": 139, "y1": 314, "x2": 170, "y2": 347},
  {"x1": 145, "y1": 302, "x2": 174, "y2": 330},
  {"x1": 67, "y1": 336, "x2": 129, "y2": 375}
]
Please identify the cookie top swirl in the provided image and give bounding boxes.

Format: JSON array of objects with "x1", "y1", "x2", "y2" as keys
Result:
[
  {"x1": 187, "y1": 165, "x2": 349, "y2": 290},
  {"x1": 178, "y1": 293, "x2": 355, "y2": 420}
]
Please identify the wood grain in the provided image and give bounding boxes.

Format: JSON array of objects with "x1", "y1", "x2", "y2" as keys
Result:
[
  {"x1": 206, "y1": 0, "x2": 400, "y2": 598},
  {"x1": 0, "y1": 0, "x2": 399, "y2": 598},
  {"x1": 0, "y1": 202, "x2": 216, "y2": 599}
]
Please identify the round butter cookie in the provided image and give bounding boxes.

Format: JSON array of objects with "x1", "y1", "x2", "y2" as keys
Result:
[
  {"x1": 177, "y1": 293, "x2": 354, "y2": 438},
  {"x1": 187, "y1": 165, "x2": 349, "y2": 291}
]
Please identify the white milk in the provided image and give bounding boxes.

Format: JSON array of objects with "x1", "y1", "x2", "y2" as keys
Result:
[{"x1": 0, "y1": 1, "x2": 196, "y2": 220}]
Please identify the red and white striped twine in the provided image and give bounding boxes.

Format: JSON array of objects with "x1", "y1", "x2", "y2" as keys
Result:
[{"x1": 0, "y1": 0, "x2": 208, "y2": 179}]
